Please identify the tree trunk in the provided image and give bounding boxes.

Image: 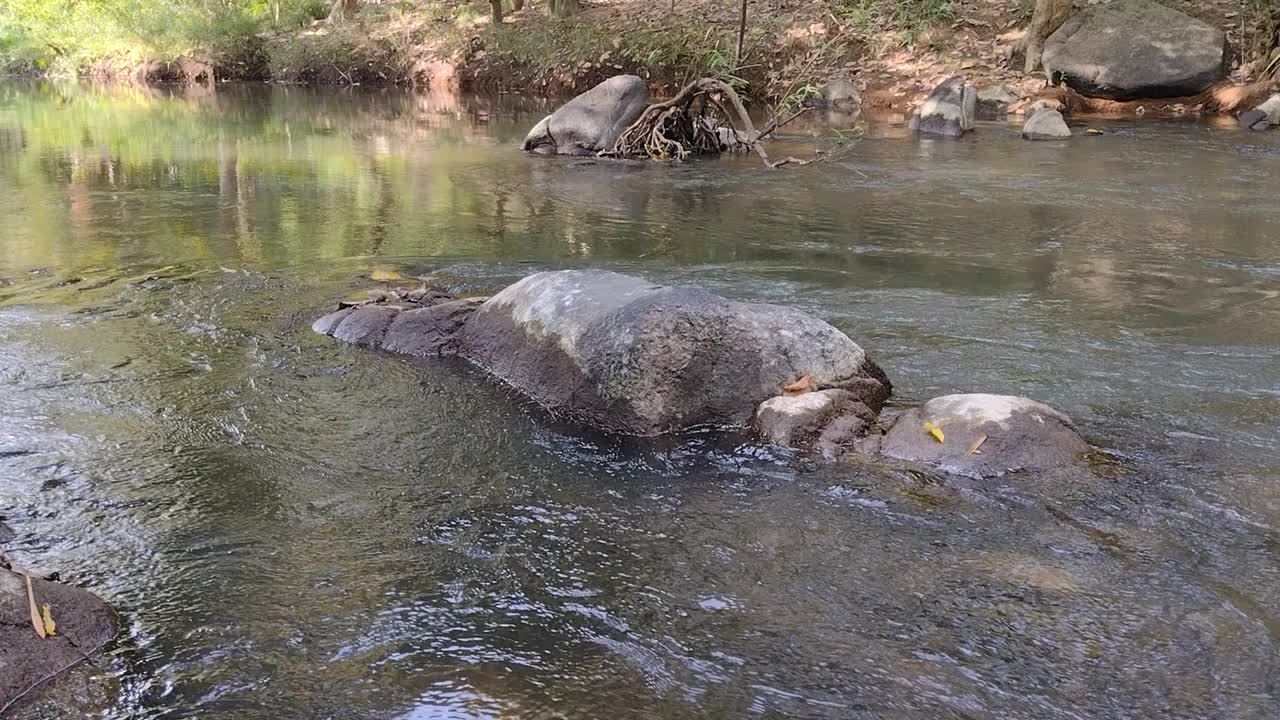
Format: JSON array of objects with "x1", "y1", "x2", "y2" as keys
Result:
[
  {"x1": 735, "y1": 0, "x2": 748, "y2": 67},
  {"x1": 553, "y1": 0, "x2": 579, "y2": 18},
  {"x1": 328, "y1": 0, "x2": 358, "y2": 23},
  {"x1": 490, "y1": 0, "x2": 503, "y2": 24},
  {"x1": 1023, "y1": 0, "x2": 1072, "y2": 74}
]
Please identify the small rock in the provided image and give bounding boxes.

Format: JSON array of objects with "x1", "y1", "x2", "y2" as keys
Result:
[
  {"x1": 754, "y1": 390, "x2": 875, "y2": 454},
  {"x1": 809, "y1": 78, "x2": 861, "y2": 110},
  {"x1": 1247, "y1": 94, "x2": 1280, "y2": 128},
  {"x1": 908, "y1": 76, "x2": 976, "y2": 138},
  {"x1": 881, "y1": 394, "x2": 1091, "y2": 479},
  {"x1": 975, "y1": 85, "x2": 1020, "y2": 119},
  {"x1": 1022, "y1": 108, "x2": 1072, "y2": 140}
]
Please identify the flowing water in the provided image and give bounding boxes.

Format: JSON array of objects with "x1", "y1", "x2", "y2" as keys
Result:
[{"x1": 1, "y1": 81, "x2": 1279, "y2": 719}]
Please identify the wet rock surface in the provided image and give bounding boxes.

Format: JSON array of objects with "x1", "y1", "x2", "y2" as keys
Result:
[
  {"x1": 880, "y1": 394, "x2": 1091, "y2": 479},
  {"x1": 381, "y1": 298, "x2": 484, "y2": 357},
  {"x1": 0, "y1": 563, "x2": 118, "y2": 716},
  {"x1": 1042, "y1": 0, "x2": 1227, "y2": 100}
]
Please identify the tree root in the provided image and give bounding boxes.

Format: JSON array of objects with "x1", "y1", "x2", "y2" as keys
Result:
[
  {"x1": 1040, "y1": 79, "x2": 1279, "y2": 116},
  {"x1": 603, "y1": 77, "x2": 821, "y2": 168}
]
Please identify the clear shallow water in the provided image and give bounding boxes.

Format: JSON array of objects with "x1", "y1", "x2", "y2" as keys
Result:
[{"x1": 1, "y1": 82, "x2": 1279, "y2": 719}]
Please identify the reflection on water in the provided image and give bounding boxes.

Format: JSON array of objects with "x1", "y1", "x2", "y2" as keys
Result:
[{"x1": 1, "y1": 82, "x2": 1279, "y2": 719}]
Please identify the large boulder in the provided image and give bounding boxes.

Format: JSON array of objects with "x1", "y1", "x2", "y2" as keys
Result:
[
  {"x1": 1041, "y1": 0, "x2": 1227, "y2": 100},
  {"x1": 881, "y1": 394, "x2": 1091, "y2": 479},
  {"x1": 521, "y1": 75, "x2": 650, "y2": 156},
  {"x1": 458, "y1": 270, "x2": 890, "y2": 435},
  {"x1": 908, "y1": 76, "x2": 976, "y2": 138},
  {"x1": 1022, "y1": 107, "x2": 1072, "y2": 140},
  {"x1": 1, "y1": 565, "x2": 118, "y2": 715}
]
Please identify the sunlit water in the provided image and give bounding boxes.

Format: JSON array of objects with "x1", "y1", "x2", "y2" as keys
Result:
[{"x1": 1, "y1": 82, "x2": 1279, "y2": 719}]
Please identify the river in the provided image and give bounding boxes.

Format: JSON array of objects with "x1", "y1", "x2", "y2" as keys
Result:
[{"x1": 1, "y1": 81, "x2": 1278, "y2": 719}]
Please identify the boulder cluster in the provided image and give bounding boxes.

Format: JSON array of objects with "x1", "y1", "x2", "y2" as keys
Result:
[{"x1": 316, "y1": 270, "x2": 1094, "y2": 479}]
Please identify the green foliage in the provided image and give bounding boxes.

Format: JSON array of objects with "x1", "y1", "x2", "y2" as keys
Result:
[{"x1": 0, "y1": 0, "x2": 331, "y2": 76}]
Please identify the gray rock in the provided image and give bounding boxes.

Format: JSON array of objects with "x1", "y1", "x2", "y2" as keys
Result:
[
  {"x1": 1042, "y1": 0, "x2": 1227, "y2": 100},
  {"x1": 458, "y1": 270, "x2": 890, "y2": 436},
  {"x1": 331, "y1": 305, "x2": 401, "y2": 347},
  {"x1": 522, "y1": 75, "x2": 650, "y2": 156},
  {"x1": 810, "y1": 78, "x2": 860, "y2": 110},
  {"x1": 975, "y1": 85, "x2": 1020, "y2": 119},
  {"x1": 1252, "y1": 94, "x2": 1280, "y2": 126},
  {"x1": 908, "y1": 76, "x2": 976, "y2": 138},
  {"x1": 312, "y1": 307, "x2": 354, "y2": 335},
  {"x1": 881, "y1": 393, "x2": 1091, "y2": 479},
  {"x1": 381, "y1": 298, "x2": 484, "y2": 356},
  {"x1": 1, "y1": 566, "x2": 118, "y2": 715},
  {"x1": 1022, "y1": 107, "x2": 1072, "y2": 140},
  {"x1": 755, "y1": 390, "x2": 876, "y2": 456}
]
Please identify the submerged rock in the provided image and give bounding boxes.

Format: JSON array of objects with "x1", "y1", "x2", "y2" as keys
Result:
[
  {"x1": 1, "y1": 564, "x2": 118, "y2": 715},
  {"x1": 458, "y1": 270, "x2": 891, "y2": 435},
  {"x1": 1022, "y1": 108, "x2": 1072, "y2": 140},
  {"x1": 1042, "y1": 0, "x2": 1227, "y2": 100},
  {"x1": 880, "y1": 394, "x2": 1091, "y2": 479},
  {"x1": 908, "y1": 76, "x2": 976, "y2": 138},
  {"x1": 521, "y1": 75, "x2": 650, "y2": 156}
]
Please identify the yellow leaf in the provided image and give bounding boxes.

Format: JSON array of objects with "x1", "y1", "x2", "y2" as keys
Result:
[
  {"x1": 370, "y1": 269, "x2": 404, "y2": 282},
  {"x1": 41, "y1": 603, "x2": 56, "y2": 637},
  {"x1": 25, "y1": 575, "x2": 45, "y2": 639},
  {"x1": 1086, "y1": 128, "x2": 1104, "y2": 136},
  {"x1": 924, "y1": 421, "x2": 944, "y2": 444}
]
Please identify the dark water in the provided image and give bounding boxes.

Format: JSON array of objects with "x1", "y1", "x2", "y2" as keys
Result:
[{"x1": 1, "y1": 81, "x2": 1279, "y2": 719}]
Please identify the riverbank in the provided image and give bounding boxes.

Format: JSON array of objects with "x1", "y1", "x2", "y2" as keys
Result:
[{"x1": 4, "y1": 1, "x2": 1277, "y2": 108}]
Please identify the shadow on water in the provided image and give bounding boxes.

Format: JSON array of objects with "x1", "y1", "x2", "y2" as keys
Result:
[{"x1": 1, "y1": 81, "x2": 1279, "y2": 718}]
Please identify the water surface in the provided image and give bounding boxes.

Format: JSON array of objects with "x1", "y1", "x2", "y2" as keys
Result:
[{"x1": 1, "y1": 82, "x2": 1279, "y2": 719}]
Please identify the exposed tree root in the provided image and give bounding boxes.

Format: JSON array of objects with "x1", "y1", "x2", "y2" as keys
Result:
[
  {"x1": 603, "y1": 77, "x2": 822, "y2": 168},
  {"x1": 1039, "y1": 79, "x2": 1279, "y2": 116}
]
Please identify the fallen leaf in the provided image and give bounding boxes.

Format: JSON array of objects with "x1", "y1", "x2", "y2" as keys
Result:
[
  {"x1": 41, "y1": 603, "x2": 56, "y2": 637},
  {"x1": 25, "y1": 575, "x2": 45, "y2": 639},
  {"x1": 1086, "y1": 128, "x2": 1104, "y2": 135},
  {"x1": 783, "y1": 373, "x2": 813, "y2": 395},
  {"x1": 964, "y1": 434, "x2": 987, "y2": 457},
  {"x1": 924, "y1": 421, "x2": 944, "y2": 444},
  {"x1": 370, "y1": 269, "x2": 404, "y2": 282}
]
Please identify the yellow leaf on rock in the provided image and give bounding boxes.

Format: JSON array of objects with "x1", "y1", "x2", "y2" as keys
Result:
[
  {"x1": 370, "y1": 270, "x2": 404, "y2": 282},
  {"x1": 924, "y1": 421, "x2": 944, "y2": 444},
  {"x1": 41, "y1": 603, "x2": 56, "y2": 637}
]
